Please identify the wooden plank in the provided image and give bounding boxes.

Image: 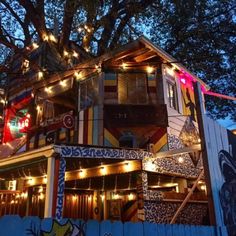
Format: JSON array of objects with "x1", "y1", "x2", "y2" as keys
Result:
[
  {"x1": 100, "y1": 220, "x2": 112, "y2": 236},
  {"x1": 124, "y1": 222, "x2": 143, "y2": 236},
  {"x1": 112, "y1": 221, "x2": 123, "y2": 236},
  {"x1": 86, "y1": 220, "x2": 100, "y2": 236},
  {"x1": 156, "y1": 224, "x2": 166, "y2": 236},
  {"x1": 143, "y1": 222, "x2": 157, "y2": 236},
  {"x1": 154, "y1": 144, "x2": 201, "y2": 158}
]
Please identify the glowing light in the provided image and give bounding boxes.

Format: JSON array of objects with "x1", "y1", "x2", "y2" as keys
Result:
[
  {"x1": 36, "y1": 105, "x2": 41, "y2": 112},
  {"x1": 38, "y1": 71, "x2": 44, "y2": 80},
  {"x1": 38, "y1": 186, "x2": 43, "y2": 193},
  {"x1": 114, "y1": 193, "x2": 120, "y2": 199},
  {"x1": 121, "y1": 62, "x2": 127, "y2": 70},
  {"x1": 166, "y1": 67, "x2": 175, "y2": 77},
  {"x1": 101, "y1": 194, "x2": 105, "y2": 201},
  {"x1": 72, "y1": 195, "x2": 77, "y2": 201},
  {"x1": 43, "y1": 175, "x2": 47, "y2": 184},
  {"x1": 85, "y1": 47, "x2": 90, "y2": 52},
  {"x1": 197, "y1": 138, "x2": 201, "y2": 143},
  {"x1": 200, "y1": 185, "x2": 206, "y2": 191},
  {"x1": 180, "y1": 78, "x2": 186, "y2": 84},
  {"x1": 88, "y1": 195, "x2": 92, "y2": 201},
  {"x1": 49, "y1": 34, "x2": 57, "y2": 42},
  {"x1": 72, "y1": 51, "x2": 79, "y2": 58},
  {"x1": 124, "y1": 162, "x2": 131, "y2": 171},
  {"x1": 178, "y1": 157, "x2": 184, "y2": 163},
  {"x1": 10, "y1": 200, "x2": 15, "y2": 204},
  {"x1": 28, "y1": 178, "x2": 35, "y2": 185},
  {"x1": 78, "y1": 27, "x2": 83, "y2": 32},
  {"x1": 45, "y1": 87, "x2": 52, "y2": 93},
  {"x1": 59, "y1": 80, "x2": 66, "y2": 87},
  {"x1": 43, "y1": 34, "x2": 49, "y2": 41},
  {"x1": 39, "y1": 193, "x2": 45, "y2": 200},
  {"x1": 100, "y1": 166, "x2": 106, "y2": 175},
  {"x1": 0, "y1": 99, "x2": 5, "y2": 104},
  {"x1": 74, "y1": 71, "x2": 82, "y2": 80},
  {"x1": 146, "y1": 66, "x2": 154, "y2": 73},
  {"x1": 32, "y1": 42, "x2": 39, "y2": 49},
  {"x1": 146, "y1": 160, "x2": 155, "y2": 171},
  {"x1": 64, "y1": 50, "x2": 69, "y2": 57},
  {"x1": 128, "y1": 193, "x2": 135, "y2": 201},
  {"x1": 79, "y1": 169, "x2": 85, "y2": 178}
]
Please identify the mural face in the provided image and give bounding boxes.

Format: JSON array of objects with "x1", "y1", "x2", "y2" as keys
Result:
[{"x1": 219, "y1": 150, "x2": 236, "y2": 235}]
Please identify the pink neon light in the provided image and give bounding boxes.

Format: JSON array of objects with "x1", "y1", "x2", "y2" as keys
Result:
[{"x1": 180, "y1": 78, "x2": 186, "y2": 84}]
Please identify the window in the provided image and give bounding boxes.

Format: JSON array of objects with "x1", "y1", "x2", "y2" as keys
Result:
[
  {"x1": 167, "y1": 81, "x2": 179, "y2": 111},
  {"x1": 118, "y1": 73, "x2": 147, "y2": 104}
]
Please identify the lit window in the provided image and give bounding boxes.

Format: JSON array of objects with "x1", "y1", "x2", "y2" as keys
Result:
[{"x1": 167, "y1": 82, "x2": 179, "y2": 111}]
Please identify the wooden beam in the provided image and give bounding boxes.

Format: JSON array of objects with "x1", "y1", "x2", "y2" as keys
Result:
[
  {"x1": 0, "y1": 145, "x2": 54, "y2": 168},
  {"x1": 134, "y1": 51, "x2": 157, "y2": 62},
  {"x1": 154, "y1": 144, "x2": 201, "y2": 158},
  {"x1": 65, "y1": 160, "x2": 141, "y2": 181},
  {"x1": 170, "y1": 169, "x2": 204, "y2": 224}
]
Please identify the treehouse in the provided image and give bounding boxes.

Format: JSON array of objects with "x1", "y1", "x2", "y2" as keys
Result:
[{"x1": 0, "y1": 37, "x2": 209, "y2": 224}]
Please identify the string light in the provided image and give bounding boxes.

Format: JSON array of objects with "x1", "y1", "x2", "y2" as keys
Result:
[
  {"x1": 74, "y1": 71, "x2": 82, "y2": 80},
  {"x1": 178, "y1": 156, "x2": 184, "y2": 163},
  {"x1": 122, "y1": 62, "x2": 127, "y2": 70},
  {"x1": 128, "y1": 193, "x2": 135, "y2": 200},
  {"x1": 38, "y1": 71, "x2": 44, "y2": 80},
  {"x1": 63, "y1": 50, "x2": 69, "y2": 57},
  {"x1": 32, "y1": 42, "x2": 39, "y2": 49},
  {"x1": 43, "y1": 175, "x2": 47, "y2": 184},
  {"x1": 59, "y1": 80, "x2": 66, "y2": 87},
  {"x1": 45, "y1": 87, "x2": 52, "y2": 93},
  {"x1": 100, "y1": 166, "x2": 106, "y2": 175},
  {"x1": 146, "y1": 66, "x2": 154, "y2": 73},
  {"x1": 72, "y1": 51, "x2": 79, "y2": 58},
  {"x1": 49, "y1": 34, "x2": 57, "y2": 43}
]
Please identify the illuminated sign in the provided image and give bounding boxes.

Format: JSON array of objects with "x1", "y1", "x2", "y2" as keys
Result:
[{"x1": 18, "y1": 113, "x2": 31, "y2": 132}]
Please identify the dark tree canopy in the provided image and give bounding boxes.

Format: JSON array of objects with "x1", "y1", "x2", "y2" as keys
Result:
[{"x1": 0, "y1": 0, "x2": 235, "y2": 121}]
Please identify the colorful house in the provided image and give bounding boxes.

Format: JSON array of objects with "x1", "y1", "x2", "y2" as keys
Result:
[{"x1": 0, "y1": 37, "x2": 214, "y2": 224}]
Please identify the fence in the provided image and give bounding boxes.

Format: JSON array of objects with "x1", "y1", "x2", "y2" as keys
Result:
[{"x1": 0, "y1": 215, "x2": 228, "y2": 236}]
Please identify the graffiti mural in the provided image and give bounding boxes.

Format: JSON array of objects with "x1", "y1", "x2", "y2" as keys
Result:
[
  {"x1": 26, "y1": 219, "x2": 86, "y2": 236},
  {"x1": 55, "y1": 145, "x2": 153, "y2": 159},
  {"x1": 219, "y1": 150, "x2": 236, "y2": 236},
  {"x1": 55, "y1": 157, "x2": 66, "y2": 220}
]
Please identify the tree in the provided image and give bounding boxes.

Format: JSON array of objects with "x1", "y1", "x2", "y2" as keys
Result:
[
  {"x1": 0, "y1": 0, "x2": 235, "y2": 121},
  {"x1": 138, "y1": 0, "x2": 236, "y2": 121}
]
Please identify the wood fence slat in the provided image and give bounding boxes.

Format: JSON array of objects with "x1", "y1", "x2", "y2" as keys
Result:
[
  {"x1": 124, "y1": 222, "x2": 143, "y2": 236},
  {"x1": 112, "y1": 221, "x2": 123, "y2": 236},
  {"x1": 86, "y1": 219, "x2": 99, "y2": 236},
  {"x1": 143, "y1": 222, "x2": 157, "y2": 236},
  {"x1": 100, "y1": 220, "x2": 112, "y2": 236},
  {"x1": 156, "y1": 224, "x2": 166, "y2": 236}
]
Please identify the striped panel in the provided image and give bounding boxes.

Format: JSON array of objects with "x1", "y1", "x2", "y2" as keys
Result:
[
  {"x1": 92, "y1": 106, "x2": 99, "y2": 145},
  {"x1": 104, "y1": 73, "x2": 117, "y2": 93},
  {"x1": 87, "y1": 108, "x2": 93, "y2": 144},
  {"x1": 78, "y1": 110, "x2": 84, "y2": 144},
  {"x1": 150, "y1": 128, "x2": 168, "y2": 153},
  {"x1": 104, "y1": 128, "x2": 119, "y2": 147},
  {"x1": 83, "y1": 109, "x2": 89, "y2": 144},
  {"x1": 78, "y1": 106, "x2": 100, "y2": 145}
]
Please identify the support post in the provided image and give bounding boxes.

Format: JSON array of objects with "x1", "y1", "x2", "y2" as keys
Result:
[
  {"x1": 44, "y1": 156, "x2": 55, "y2": 217},
  {"x1": 193, "y1": 82, "x2": 216, "y2": 225}
]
